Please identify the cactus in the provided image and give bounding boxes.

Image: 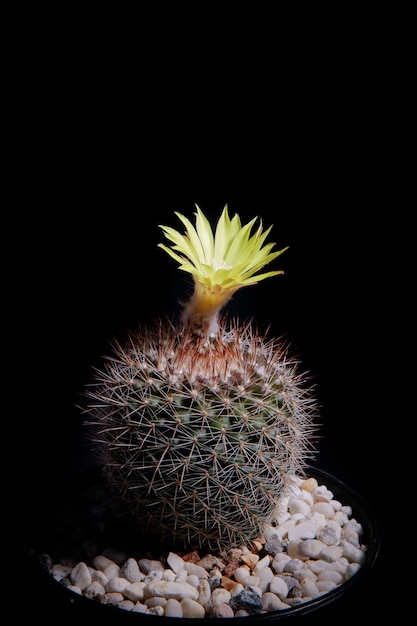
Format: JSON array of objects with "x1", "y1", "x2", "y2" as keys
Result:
[{"x1": 84, "y1": 205, "x2": 319, "y2": 552}]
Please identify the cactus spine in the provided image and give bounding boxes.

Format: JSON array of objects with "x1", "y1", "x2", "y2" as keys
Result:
[{"x1": 84, "y1": 205, "x2": 319, "y2": 551}]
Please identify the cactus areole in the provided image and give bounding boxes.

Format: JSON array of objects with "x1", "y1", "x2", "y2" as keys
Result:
[{"x1": 85, "y1": 205, "x2": 319, "y2": 551}]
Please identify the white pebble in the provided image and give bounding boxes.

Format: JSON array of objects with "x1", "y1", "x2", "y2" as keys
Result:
[
  {"x1": 293, "y1": 568, "x2": 316, "y2": 581},
  {"x1": 175, "y1": 570, "x2": 188, "y2": 582},
  {"x1": 234, "y1": 566, "x2": 251, "y2": 584},
  {"x1": 300, "y1": 579, "x2": 320, "y2": 598},
  {"x1": 208, "y1": 601, "x2": 234, "y2": 618},
  {"x1": 272, "y1": 553, "x2": 291, "y2": 573},
  {"x1": 288, "y1": 521, "x2": 316, "y2": 541},
  {"x1": 284, "y1": 558, "x2": 304, "y2": 573},
  {"x1": 184, "y1": 562, "x2": 208, "y2": 578},
  {"x1": 316, "y1": 580, "x2": 338, "y2": 593},
  {"x1": 344, "y1": 563, "x2": 361, "y2": 580},
  {"x1": 186, "y1": 574, "x2": 200, "y2": 588},
  {"x1": 117, "y1": 600, "x2": 134, "y2": 610},
  {"x1": 145, "y1": 580, "x2": 199, "y2": 601},
  {"x1": 165, "y1": 598, "x2": 183, "y2": 617},
  {"x1": 145, "y1": 596, "x2": 167, "y2": 608},
  {"x1": 181, "y1": 598, "x2": 206, "y2": 618},
  {"x1": 139, "y1": 558, "x2": 165, "y2": 574},
  {"x1": 253, "y1": 554, "x2": 271, "y2": 574},
  {"x1": 317, "y1": 521, "x2": 342, "y2": 545},
  {"x1": 306, "y1": 559, "x2": 333, "y2": 574},
  {"x1": 100, "y1": 592, "x2": 124, "y2": 604},
  {"x1": 70, "y1": 562, "x2": 92, "y2": 591},
  {"x1": 301, "y1": 477, "x2": 318, "y2": 492},
  {"x1": 166, "y1": 552, "x2": 185, "y2": 574},
  {"x1": 147, "y1": 605, "x2": 164, "y2": 615},
  {"x1": 162, "y1": 569, "x2": 176, "y2": 582},
  {"x1": 298, "y1": 539, "x2": 327, "y2": 559},
  {"x1": 120, "y1": 558, "x2": 143, "y2": 582},
  {"x1": 288, "y1": 498, "x2": 311, "y2": 516},
  {"x1": 103, "y1": 563, "x2": 120, "y2": 580},
  {"x1": 311, "y1": 502, "x2": 335, "y2": 518},
  {"x1": 91, "y1": 570, "x2": 108, "y2": 586},
  {"x1": 269, "y1": 576, "x2": 289, "y2": 599},
  {"x1": 131, "y1": 602, "x2": 147, "y2": 613},
  {"x1": 197, "y1": 579, "x2": 211, "y2": 606},
  {"x1": 93, "y1": 554, "x2": 115, "y2": 571},
  {"x1": 257, "y1": 566, "x2": 274, "y2": 592},
  {"x1": 333, "y1": 510, "x2": 350, "y2": 525},
  {"x1": 210, "y1": 588, "x2": 231, "y2": 605},
  {"x1": 261, "y1": 591, "x2": 288, "y2": 611},
  {"x1": 50, "y1": 564, "x2": 72, "y2": 581},
  {"x1": 341, "y1": 542, "x2": 366, "y2": 564},
  {"x1": 105, "y1": 577, "x2": 130, "y2": 593},
  {"x1": 123, "y1": 582, "x2": 146, "y2": 602},
  {"x1": 317, "y1": 570, "x2": 343, "y2": 584},
  {"x1": 320, "y1": 545, "x2": 344, "y2": 562},
  {"x1": 84, "y1": 581, "x2": 105, "y2": 599}
]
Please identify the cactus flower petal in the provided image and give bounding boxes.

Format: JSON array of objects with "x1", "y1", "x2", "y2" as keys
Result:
[{"x1": 159, "y1": 205, "x2": 288, "y2": 292}]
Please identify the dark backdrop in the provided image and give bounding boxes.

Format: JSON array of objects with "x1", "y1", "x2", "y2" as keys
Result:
[{"x1": 20, "y1": 186, "x2": 387, "y2": 621}]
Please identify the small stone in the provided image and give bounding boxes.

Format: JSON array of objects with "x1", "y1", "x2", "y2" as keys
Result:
[
  {"x1": 145, "y1": 596, "x2": 168, "y2": 608},
  {"x1": 103, "y1": 563, "x2": 120, "y2": 580},
  {"x1": 165, "y1": 598, "x2": 183, "y2": 617},
  {"x1": 288, "y1": 498, "x2": 311, "y2": 516},
  {"x1": 270, "y1": 576, "x2": 289, "y2": 599},
  {"x1": 320, "y1": 545, "x2": 344, "y2": 563},
  {"x1": 197, "y1": 554, "x2": 226, "y2": 571},
  {"x1": 341, "y1": 542, "x2": 366, "y2": 564},
  {"x1": 84, "y1": 581, "x2": 105, "y2": 599},
  {"x1": 100, "y1": 592, "x2": 125, "y2": 604},
  {"x1": 131, "y1": 602, "x2": 147, "y2": 613},
  {"x1": 181, "y1": 598, "x2": 206, "y2": 618},
  {"x1": 139, "y1": 558, "x2": 165, "y2": 574},
  {"x1": 311, "y1": 502, "x2": 335, "y2": 518},
  {"x1": 261, "y1": 591, "x2": 289, "y2": 611},
  {"x1": 147, "y1": 606, "x2": 164, "y2": 615},
  {"x1": 70, "y1": 562, "x2": 92, "y2": 591},
  {"x1": 301, "y1": 477, "x2": 318, "y2": 492},
  {"x1": 167, "y1": 551, "x2": 186, "y2": 574},
  {"x1": 104, "y1": 577, "x2": 130, "y2": 593},
  {"x1": 145, "y1": 580, "x2": 199, "y2": 601},
  {"x1": 120, "y1": 558, "x2": 143, "y2": 583},
  {"x1": 117, "y1": 600, "x2": 135, "y2": 610},
  {"x1": 208, "y1": 601, "x2": 234, "y2": 618},
  {"x1": 317, "y1": 570, "x2": 343, "y2": 584},
  {"x1": 93, "y1": 554, "x2": 115, "y2": 571},
  {"x1": 184, "y1": 562, "x2": 209, "y2": 578},
  {"x1": 50, "y1": 563, "x2": 73, "y2": 581},
  {"x1": 197, "y1": 579, "x2": 212, "y2": 606},
  {"x1": 123, "y1": 582, "x2": 147, "y2": 602}
]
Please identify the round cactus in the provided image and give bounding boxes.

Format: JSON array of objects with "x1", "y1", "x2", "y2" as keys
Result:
[{"x1": 84, "y1": 205, "x2": 319, "y2": 551}]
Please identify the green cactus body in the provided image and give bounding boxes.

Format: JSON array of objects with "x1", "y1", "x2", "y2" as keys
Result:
[
  {"x1": 85, "y1": 318, "x2": 318, "y2": 551},
  {"x1": 84, "y1": 206, "x2": 319, "y2": 552}
]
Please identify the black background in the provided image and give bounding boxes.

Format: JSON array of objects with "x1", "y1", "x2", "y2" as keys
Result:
[
  {"x1": 20, "y1": 188, "x2": 388, "y2": 622},
  {"x1": 12, "y1": 24, "x2": 401, "y2": 620}
]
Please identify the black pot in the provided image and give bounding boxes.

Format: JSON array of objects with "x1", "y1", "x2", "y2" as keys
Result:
[{"x1": 24, "y1": 465, "x2": 381, "y2": 623}]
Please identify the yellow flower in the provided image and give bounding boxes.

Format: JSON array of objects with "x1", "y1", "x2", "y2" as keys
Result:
[{"x1": 159, "y1": 205, "x2": 288, "y2": 333}]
